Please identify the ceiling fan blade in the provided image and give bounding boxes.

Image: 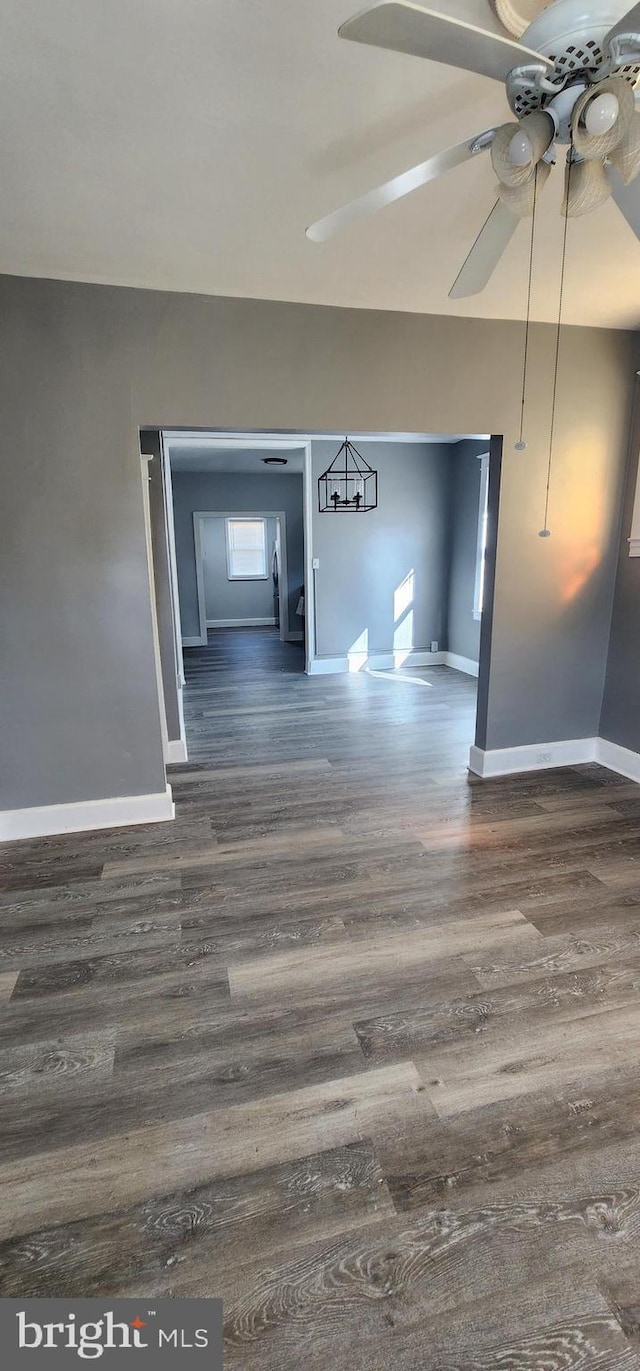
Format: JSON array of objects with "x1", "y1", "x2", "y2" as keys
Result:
[
  {"x1": 603, "y1": 1, "x2": 640, "y2": 43},
  {"x1": 609, "y1": 165, "x2": 640, "y2": 238},
  {"x1": 448, "y1": 198, "x2": 519, "y2": 298},
  {"x1": 338, "y1": 1, "x2": 554, "y2": 83},
  {"x1": 306, "y1": 129, "x2": 495, "y2": 242}
]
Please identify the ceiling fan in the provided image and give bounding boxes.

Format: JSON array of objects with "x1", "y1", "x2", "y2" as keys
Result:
[{"x1": 306, "y1": 0, "x2": 640, "y2": 297}]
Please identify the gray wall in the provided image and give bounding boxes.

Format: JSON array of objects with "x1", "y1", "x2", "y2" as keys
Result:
[
  {"x1": 0, "y1": 273, "x2": 637, "y2": 815},
  {"x1": 311, "y1": 440, "x2": 450, "y2": 658},
  {"x1": 171, "y1": 470, "x2": 304, "y2": 640},
  {"x1": 447, "y1": 439, "x2": 490, "y2": 665},
  {"x1": 201, "y1": 515, "x2": 277, "y2": 623},
  {"x1": 600, "y1": 382, "x2": 640, "y2": 751},
  {"x1": 0, "y1": 280, "x2": 166, "y2": 809}
]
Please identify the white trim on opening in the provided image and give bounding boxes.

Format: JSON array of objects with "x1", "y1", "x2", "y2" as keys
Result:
[
  {"x1": 166, "y1": 436, "x2": 313, "y2": 671},
  {"x1": 473, "y1": 452, "x2": 490, "y2": 621},
  {"x1": 193, "y1": 510, "x2": 290, "y2": 646}
]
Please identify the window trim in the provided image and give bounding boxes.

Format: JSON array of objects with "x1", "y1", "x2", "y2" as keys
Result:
[
  {"x1": 225, "y1": 516, "x2": 269, "y2": 581},
  {"x1": 473, "y1": 453, "x2": 490, "y2": 621}
]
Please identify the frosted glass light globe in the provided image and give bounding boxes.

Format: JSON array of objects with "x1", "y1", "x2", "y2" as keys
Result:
[
  {"x1": 509, "y1": 129, "x2": 533, "y2": 165},
  {"x1": 584, "y1": 92, "x2": 619, "y2": 136}
]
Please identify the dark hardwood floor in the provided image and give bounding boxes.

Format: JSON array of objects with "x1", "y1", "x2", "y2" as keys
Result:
[{"x1": 2, "y1": 626, "x2": 640, "y2": 1368}]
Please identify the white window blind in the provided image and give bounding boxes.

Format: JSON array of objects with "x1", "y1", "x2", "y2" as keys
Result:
[{"x1": 226, "y1": 518, "x2": 268, "y2": 579}]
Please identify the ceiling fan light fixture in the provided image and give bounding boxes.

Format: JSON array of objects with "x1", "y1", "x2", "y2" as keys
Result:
[
  {"x1": 563, "y1": 156, "x2": 612, "y2": 218},
  {"x1": 491, "y1": 110, "x2": 554, "y2": 187},
  {"x1": 492, "y1": 122, "x2": 531, "y2": 186},
  {"x1": 585, "y1": 92, "x2": 620, "y2": 137},
  {"x1": 610, "y1": 111, "x2": 640, "y2": 186},
  {"x1": 497, "y1": 157, "x2": 551, "y2": 216},
  {"x1": 572, "y1": 76, "x2": 634, "y2": 160},
  {"x1": 509, "y1": 129, "x2": 533, "y2": 166},
  {"x1": 308, "y1": 0, "x2": 640, "y2": 307}
]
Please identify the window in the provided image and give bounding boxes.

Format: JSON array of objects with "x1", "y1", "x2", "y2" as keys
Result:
[
  {"x1": 473, "y1": 454, "x2": 490, "y2": 620},
  {"x1": 225, "y1": 518, "x2": 268, "y2": 579}
]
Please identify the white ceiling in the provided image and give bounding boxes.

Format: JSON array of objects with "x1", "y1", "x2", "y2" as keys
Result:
[
  {"x1": 165, "y1": 431, "x2": 479, "y2": 472},
  {"x1": 168, "y1": 446, "x2": 305, "y2": 475},
  {"x1": 2, "y1": 0, "x2": 639, "y2": 328}
]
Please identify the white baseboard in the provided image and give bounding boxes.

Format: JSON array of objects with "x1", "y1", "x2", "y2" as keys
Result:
[
  {"x1": 444, "y1": 651, "x2": 479, "y2": 678},
  {"x1": 595, "y1": 737, "x2": 640, "y2": 783},
  {"x1": 206, "y1": 617, "x2": 276, "y2": 628},
  {"x1": 308, "y1": 650, "x2": 445, "y2": 676},
  {"x1": 286, "y1": 631, "x2": 304, "y2": 642},
  {"x1": 469, "y1": 738, "x2": 598, "y2": 778},
  {"x1": 0, "y1": 785, "x2": 175, "y2": 842},
  {"x1": 307, "y1": 649, "x2": 480, "y2": 678},
  {"x1": 182, "y1": 635, "x2": 205, "y2": 648},
  {"x1": 470, "y1": 736, "x2": 640, "y2": 783},
  {"x1": 307, "y1": 657, "x2": 346, "y2": 676},
  {"x1": 165, "y1": 738, "x2": 188, "y2": 764}
]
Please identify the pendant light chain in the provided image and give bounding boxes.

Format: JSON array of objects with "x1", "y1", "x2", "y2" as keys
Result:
[
  {"x1": 516, "y1": 163, "x2": 540, "y2": 450},
  {"x1": 540, "y1": 149, "x2": 572, "y2": 537}
]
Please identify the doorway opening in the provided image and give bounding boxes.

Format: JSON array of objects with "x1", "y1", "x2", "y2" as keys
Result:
[
  {"x1": 140, "y1": 428, "x2": 500, "y2": 779},
  {"x1": 193, "y1": 512, "x2": 292, "y2": 643}
]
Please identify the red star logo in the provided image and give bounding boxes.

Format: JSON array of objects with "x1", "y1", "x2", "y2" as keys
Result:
[{"x1": 130, "y1": 1317, "x2": 147, "y2": 1330}]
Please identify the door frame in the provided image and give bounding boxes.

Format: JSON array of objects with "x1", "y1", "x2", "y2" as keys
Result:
[
  {"x1": 143, "y1": 430, "x2": 188, "y2": 762},
  {"x1": 159, "y1": 430, "x2": 186, "y2": 693},
  {"x1": 193, "y1": 510, "x2": 290, "y2": 645},
  {"x1": 164, "y1": 434, "x2": 314, "y2": 670},
  {"x1": 140, "y1": 454, "x2": 170, "y2": 762}
]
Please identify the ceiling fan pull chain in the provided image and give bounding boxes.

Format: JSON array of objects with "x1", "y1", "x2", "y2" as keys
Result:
[
  {"x1": 515, "y1": 161, "x2": 540, "y2": 451},
  {"x1": 540, "y1": 147, "x2": 572, "y2": 538}
]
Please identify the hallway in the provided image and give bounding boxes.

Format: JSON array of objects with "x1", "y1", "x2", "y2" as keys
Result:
[
  {"x1": 181, "y1": 625, "x2": 475, "y2": 770},
  {"x1": 2, "y1": 636, "x2": 640, "y2": 1367}
]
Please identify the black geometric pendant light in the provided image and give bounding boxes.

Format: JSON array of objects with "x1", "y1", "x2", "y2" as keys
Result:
[{"x1": 318, "y1": 437, "x2": 378, "y2": 512}]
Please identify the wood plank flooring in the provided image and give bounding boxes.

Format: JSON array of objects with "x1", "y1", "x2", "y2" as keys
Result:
[{"x1": 2, "y1": 626, "x2": 640, "y2": 1368}]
